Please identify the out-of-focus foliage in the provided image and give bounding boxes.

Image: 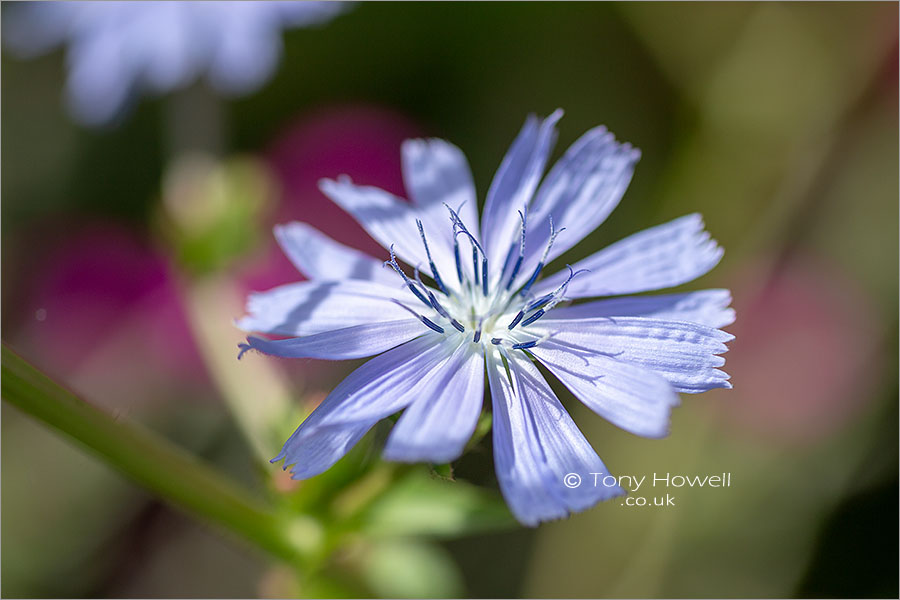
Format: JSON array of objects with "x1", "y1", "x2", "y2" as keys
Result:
[{"x1": 159, "y1": 155, "x2": 275, "y2": 275}]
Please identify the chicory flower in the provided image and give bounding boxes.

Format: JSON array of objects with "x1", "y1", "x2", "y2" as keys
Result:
[
  {"x1": 238, "y1": 110, "x2": 734, "y2": 525},
  {"x1": 2, "y1": 1, "x2": 349, "y2": 125}
]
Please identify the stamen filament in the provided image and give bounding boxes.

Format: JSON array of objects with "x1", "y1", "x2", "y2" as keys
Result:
[
  {"x1": 519, "y1": 217, "x2": 565, "y2": 297},
  {"x1": 390, "y1": 299, "x2": 446, "y2": 334},
  {"x1": 413, "y1": 266, "x2": 465, "y2": 333},
  {"x1": 519, "y1": 266, "x2": 588, "y2": 327},
  {"x1": 505, "y1": 210, "x2": 527, "y2": 290},
  {"x1": 384, "y1": 245, "x2": 435, "y2": 310},
  {"x1": 416, "y1": 219, "x2": 448, "y2": 295}
]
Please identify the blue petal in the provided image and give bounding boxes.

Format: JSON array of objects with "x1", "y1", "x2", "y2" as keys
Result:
[
  {"x1": 208, "y1": 1, "x2": 348, "y2": 94},
  {"x1": 531, "y1": 317, "x2": 733, "y2": 397},
  {"x1": 529, "y1": 339, "x2": 680, "y2": 438},
  {"x1": 547, "y1": 289, "x2": 735, "y2": 329},
  {"x1": 65, "y1": 21, "x2": 137, "y2": 125},
  {"x1": 514, "y1": 126, "x2": 640, "y2": 283},
  {"x1": 273, "y1": 1, "x2": 351, "y2": 26},
  {"x1": 401, "y1": 137, "x2": 479, "y2": 233},
  {"x1": 273, "y1": 334, "x2": 453, "y2": 478},
  {"x1": 383, "y1": 342, "x2": 485, "y2": 463},
  {"x1": 319, "y1": 176, "x2": 462, "y2": 293},
  {"x1": 273, "y1": 222, "x2": 397, "y2": 286},
  {"x1": 481, "y1": 110, "x2": 563, "y2": 270},
  {"x1": 487, "y1": 352, "x2": 624, "y2": 526},
  {"x1": 273, "y1": 422, "x2": 373, "y2": 480},
  {"x1": 535, "y1": 214, "x2": 723, "y2": 299},
  {"x1": 207, "y1": 9, "x2": 282, "y2": 94},
  {"x1": 237, "y1": 279, "x2": 411, "y2": 336},
  {"x1": 313, "y1": 335, "x2": 459, "y2": 427},
  {"x1": 239, "y1": 319, "x2": 426, "y2": 360}
]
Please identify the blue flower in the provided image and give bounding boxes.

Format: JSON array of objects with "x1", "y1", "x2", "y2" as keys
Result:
[
  {"x1": 238, "y1": 110, "x2": 734, "y2": 526},
  {"x1": 2, "y1": 1, "x2": 349, "y2": 126}
]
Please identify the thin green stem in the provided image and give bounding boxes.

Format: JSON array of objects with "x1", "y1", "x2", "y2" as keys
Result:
[{"x1": 1, "y1": 343, "x2": 302, "y2": 565}]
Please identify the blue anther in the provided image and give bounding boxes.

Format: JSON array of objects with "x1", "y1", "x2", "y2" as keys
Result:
[
  {"x1": 519, "y1": 262, "x2": 544, "y2": 297},
  {"x1": 490, "y1": 337, "x2": 503, "y2": 345},
  {"x1": 511, "y1": 340, "x2": 537, "y2": 350},
  {"x1": 416, "y1": 219, "x2": 448, "y2": 295},
  {"x1": 526, "y1": 292, "x2": 554, "y2": 311},
  {"x1": 473, "y1": 329, "x2": 482, "y2": 343},
  {"x1": 520, "y1": 266, "x2": 587, "y2": 327},
  {"x1": 413, "y1": 265, "x2": 446, "y2": 313},
  {"x1": 481, "y1": 257, "x2": 489, "y2": 295},
  {"x1": 472, "y1": 246, "x2": 480, "y2": 288},
  {"x1": 391, "y1": 299, "x2": 446, "y2": 336},
  {"x1": 500, "y1": 243, "x2": 516, "y2": 281},
  {"x1": 453, "y1": 239, "x2": 463, "y2": 283},
  {"x1": 520, "y1": 309, "x2": 545, "y2": 327},
  {"x1": 412, "y1": 267, "x2": 465, "y2": 333},
  {"x1": 421, "y1": 316, "x2": 445, "y2": 334},
  {"x1": 407, "y1": 282, "x2": 433, "y2": 307},
  {"x1": 507, "y1": 310, "x2": 525, "y2": 330},
  {"x1": 505, "y1": 256, "x2": 524, "y2": 291}
]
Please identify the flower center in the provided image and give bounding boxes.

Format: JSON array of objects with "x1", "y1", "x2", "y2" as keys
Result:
[{"x1": 385, "y1": 205, "x2": 584, "y2": 354}]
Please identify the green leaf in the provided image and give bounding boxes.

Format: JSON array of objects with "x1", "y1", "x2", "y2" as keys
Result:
[
  {"x1": 360, "y1": 468, "x2": 517, "y2": 538},
  {"x1": 360, "y1": 539, "x2": 464, "y2": 599},
  {"x1": 431, "y1": 462, "x2": 455, "y2": 480}
]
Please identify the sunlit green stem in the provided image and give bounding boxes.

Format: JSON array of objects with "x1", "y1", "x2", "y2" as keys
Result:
[
  {"x1": 0, "y1": 344, "x2": 304, "y2": 565},
  {"x1": 180, "y1": 275, "x2": 300, "y2": 463}
]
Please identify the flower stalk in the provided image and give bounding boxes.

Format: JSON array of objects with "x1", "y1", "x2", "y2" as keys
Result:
[{"x1": 0, "y1": 344, "x2": 305, "y2": 565}]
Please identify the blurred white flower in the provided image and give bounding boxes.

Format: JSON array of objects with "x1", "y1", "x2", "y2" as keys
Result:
[{"x1": 3, "y1": 1, "x2": 349, "y2": 126}]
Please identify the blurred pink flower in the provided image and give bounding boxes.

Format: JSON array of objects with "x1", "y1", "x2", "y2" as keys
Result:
[
  {"x1": 237, "y1": 104, "x2": 423, "y2": 295},
  {"x1": 15, "y1": 221, "x2": 206, "y2": 406},
  {"x1": 717, "y1": 253, "x2": 882, "y2": 442}
]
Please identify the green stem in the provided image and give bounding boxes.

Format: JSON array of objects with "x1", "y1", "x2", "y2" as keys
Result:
[{"x1": 1, "y1": 343, "x2": 301, "y2": 565}]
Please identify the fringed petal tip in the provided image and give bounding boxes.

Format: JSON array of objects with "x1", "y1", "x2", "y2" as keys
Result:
[
  {"x1": 718, "y1": 307, "x2": 738, "y2": 329},
  {"x1": 515, "y1": 481, "x2": 627, "y2": 528},
  {"x1": 237, "y1": 337, "x2": 267, "y2": 360}
]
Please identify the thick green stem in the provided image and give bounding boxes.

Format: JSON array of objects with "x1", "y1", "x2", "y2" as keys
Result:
[{"x1": 1, "y1": 343, "x2": 302, "y2": 565}]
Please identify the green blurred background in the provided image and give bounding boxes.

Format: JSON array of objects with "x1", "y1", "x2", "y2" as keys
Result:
[{"x1": 2, "y1": 2, "x2": 897, "y2": 598}]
